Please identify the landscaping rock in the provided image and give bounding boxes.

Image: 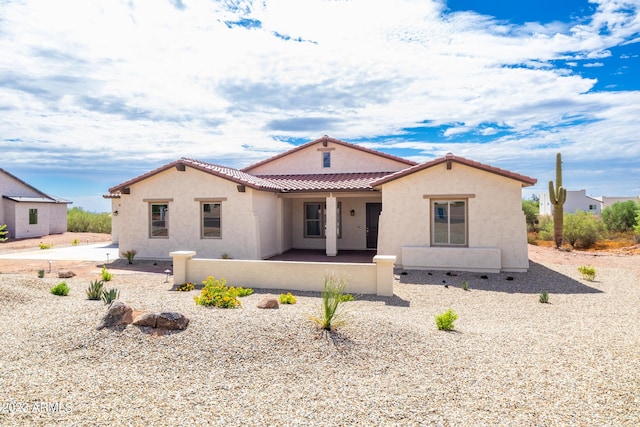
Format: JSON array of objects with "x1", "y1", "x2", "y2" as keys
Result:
[
  {"x1": 257, "y1": 295, "x2": 279, "y2": 309},
  {"x1": 58, "y1": 270, "x2": 76, "y2": 278},
  {"x1": 132, "y1": 311, "x2": 158, "y2": 328},
  {"x1": 97, "y1": 301, "x2": 133, "y2": 330},
  {"x1": 156, "y1": 312, "x2": 190, "y2": 330}
]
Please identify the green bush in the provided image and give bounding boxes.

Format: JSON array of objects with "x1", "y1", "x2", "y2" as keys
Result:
[
  {"x1": 279, "y1": 292, "x2": 297, "y2": 304},
  {"x1": 435, "y1": 308, "x2": 458, "y2": 331},
  {"x1": 462, "y1": 281, "x2": 469, "y2": 291},
  {"x1": 100, "y1": 266, "x2": 113, "y2": 282},
  {"x1": 37, "y1": 270, "x2": 45, "y2": 278},
  {"x1": 86, "y1": 280, "x2": 104, "y2": 300},
  {"x1": 101, "y1": 288, "x2": 120, "y2": 305},
  {"x1": 67, "y1": 207, "x2": 111, "y2": 233},
  {"x1": 563, "y1": 210, "x2": 605, "y2": 248},
  {"x1": 539, "y1": 291, "x2": 549, "y2": 304},
  {"x1": 0, "y1": 224, "x2": 8, "y2": 242},
  {"x1": 602, "y1": 201, "x2": 639, "y2": 232},
  {"x1": 339, "y1": 293, "x2": 355, "y2": 302},
  {"x1": 578, "y1": 265, "x2": 597, "y2": 281},
  {"x1": 193, "y1": 276, "x2": 251, "y2": 308},
  {"x1": 310, "y1": 274, "x2": 348, "y2": 330},
  {"x1": 538, "y1": 216, "x2": 554, "y2": 241},
  {"x1": 51, "y1": 282, "x2": 70, "y2": 296},
  {"x1": 522, "y1": 199, "x2": 539, "y2": 231},
  {"x1": 39, "y1": 243, "x2": 53, "y2": 250}
]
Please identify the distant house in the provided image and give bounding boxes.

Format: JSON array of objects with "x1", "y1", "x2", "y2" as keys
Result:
[
  {"x1": 107, "y1": 136, "x2": 536, "y2": 272},
  {"x1": 539, "y1": 190, "x2": 639, "y2": 216},
  {"x1": 0, "y1": 169, "x2": 71, "y2": 239}
]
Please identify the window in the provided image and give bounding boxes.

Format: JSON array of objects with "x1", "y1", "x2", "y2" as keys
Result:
[
  {"x1": 202, "y1": 202, "x2": 222, "y2": 238},
  {"x1": 150, "y1": 203, "x2": 169, "y2": 238},
  {"x1": 322, "y1": 151, "x2": 331, "y2": 168},
  {"x1": 29, "y1": 208, "x2": 38, "y2": 225},
  {"x1": 432, "y1": 200, "x2": 466, "y2": 246},
  {"x1": 304, "y1": 202, "x2": 341, "y2": 238}
]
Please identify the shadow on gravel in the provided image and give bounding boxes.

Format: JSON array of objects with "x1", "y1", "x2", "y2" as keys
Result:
[
  {"x1": 246, "y1": 288, "x2": 411, "y2": 307},
  {"x1": 100, "y1": 259, "x2": 173, "y2": 274},
  {"x1": 396, "y1": 261, "x2": 603, "y2": 295}
]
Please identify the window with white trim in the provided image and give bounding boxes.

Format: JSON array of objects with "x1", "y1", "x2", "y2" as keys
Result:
[
  {"x1": 201, "y1": 202, "x2": 222, "y2": 238},
  {"x1": 432, "y1": 200, "x2": 467, "y2": 246}
]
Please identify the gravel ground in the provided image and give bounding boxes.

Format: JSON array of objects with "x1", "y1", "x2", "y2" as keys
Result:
[{"x1": 0, "y1": 246, "x2": 639, "y2": 426}]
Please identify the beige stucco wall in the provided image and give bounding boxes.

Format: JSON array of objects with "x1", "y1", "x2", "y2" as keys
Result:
[
  {"x1": 288, "y1": 195, "x2": 382, "y2": 251},
  {"x1": 116, "y1": 167, "x2": 279, "y2": 260},
  {"x1": 245, "y1": 141, "x2": 410, "y2": 175},
  {"x1": 377, "y1": 162, "x2": 529, "y2": 272},
  {"x1": 9, "y1": 201, "x2": 51, "y2": 239}
]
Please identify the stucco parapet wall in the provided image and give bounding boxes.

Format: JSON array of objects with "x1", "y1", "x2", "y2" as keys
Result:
[{"x1": 170, "y1": 251, "x2": 397, "y2": 296}]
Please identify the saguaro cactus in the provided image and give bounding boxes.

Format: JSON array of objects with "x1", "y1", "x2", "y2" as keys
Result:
[{"x1": 548, "y1": 153, "x2": 566, "y2": 249}]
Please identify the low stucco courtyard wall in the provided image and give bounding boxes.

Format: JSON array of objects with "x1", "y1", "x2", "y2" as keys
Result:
[{"x1": 170, "y1": 251, "x2": 396, "y2": 296}]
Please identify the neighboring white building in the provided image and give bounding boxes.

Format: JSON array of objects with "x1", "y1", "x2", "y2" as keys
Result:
[
  {"x1": 107, "y1": 136, "x2": 536, "y2": 272},
  {"x1": 540, "y1": 190, "x2": 639, "y2": 216},
  {"x1": 0, "y1": 168, "x2": 71, "y2": 239}
]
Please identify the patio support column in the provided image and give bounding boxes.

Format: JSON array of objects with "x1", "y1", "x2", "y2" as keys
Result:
[{"x1": 326, "y1": 194, "x2": 337, "y2": 256}]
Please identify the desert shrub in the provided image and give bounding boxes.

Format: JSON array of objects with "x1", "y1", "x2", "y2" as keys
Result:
[
  {"x1": 67, "y1": 207, "x2": 111, "y2": 233},
  {"x1": 578, "y1": 265, "x2": 597, "y2": 281},
  {"x1": 177, "y1": 282, "x2": 195, "y2": 292},
  {"x1": 462, "y1": 281, "x2": 469, "y2": 291},
  {"x1": 538, "y1": 216, "x2": 554, "y2": 241},
  {"x1": 539, "y1": 291, "x2": 549, "y2": 304},
  {"x1": 37, "y1": 269, "x2": 45, "y2": 278},
  {"x1": 602, "y1": 201, "x2": 639, "y2": 232},
  {"x1": 121, "y1": 249, "x2": 137, "y2": 264},
  {"x1": 563, "y1": 210, "x2": 605, "y2": 248},
  {"x1": 71, "y1": 238, "x2": 80, "y2": 246},
  {"x1": 86, "y1": 280, "x2": 104, "y2": 300},
  {"x1": 101, "y1": 288, "x2": 120, "y2": 305},
  {"x1": 100, "y1": 266, "x2": 113, "y2": 282},
  {"x1": 39, "y1": 243, "x2": 53, "y2": 250},
  {"x1": 236, "y1": 287, "x2": 254, "y2": 297},
  {"x1": 435, "y1": 308, "x2": 458, "y2": 331},
  {"x1": 0, "y1": 224, "x2": 8, "y2": 242},
  {"x1": 339, "y1": 293, "x2": 355, "y2": 302},
  {"x1": 279, "y1": 292, "x2": 297, "y2": 304},
  {"x1": 193, "y1": 276, "x2": 247, "y2": 308},
  {"x1": 310, "y1": 274, "x2": 348, "y2": 330},
  {"x1": 522, "y1": 199, "x2": 539, "y2": 231},
  {"x1": 50, "y1": 282, "x2": 70, "y2": 296}
]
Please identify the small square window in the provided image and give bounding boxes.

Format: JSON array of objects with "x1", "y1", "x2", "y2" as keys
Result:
[
  {"x1": 322, "y1": 151, "x2": 331, "y2": 168},
  {"x1": 29, "y1": 208, "x2": 38, "y2": 225}
]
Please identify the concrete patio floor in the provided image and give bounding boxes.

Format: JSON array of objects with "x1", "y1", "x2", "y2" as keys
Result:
[{"x1": 266, "y1": 249, "x2": 376, "y2": 263}]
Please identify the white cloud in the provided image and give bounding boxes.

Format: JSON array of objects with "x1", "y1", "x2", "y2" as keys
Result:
[{"x1": 0, "y1": 0, "x2": 639, "y2": 205}]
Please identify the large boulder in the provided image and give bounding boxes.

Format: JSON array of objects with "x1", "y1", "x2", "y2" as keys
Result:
[
  {"x1": 97, "y1": 301, "x2": 133, "y2": 330},
  {"x1": 257, "y1": 294, "x2": 279, "y2": 309}
]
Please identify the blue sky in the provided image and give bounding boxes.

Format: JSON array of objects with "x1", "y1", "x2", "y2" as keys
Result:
[{"x1": 1, "y1": 0, "x2": 639, "y2": 212}]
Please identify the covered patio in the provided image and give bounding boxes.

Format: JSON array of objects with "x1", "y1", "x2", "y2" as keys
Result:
[{"x1": 266, "y1": 249, "x2": 377, "y2": 263}]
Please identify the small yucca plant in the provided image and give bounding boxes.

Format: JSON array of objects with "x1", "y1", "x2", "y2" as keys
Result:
[
  {"x1": 310, "y1": 274, "x2": 348, "y2": 331},
  {"x1": 102, "y1": 288, "x2": 120, "y2": 305},
  {"x1": 86, "y1": 280, "x2": 104, "y2": 300},
  {"x1": 539, "y1": 291, "x2": 549, "y2": 304}
]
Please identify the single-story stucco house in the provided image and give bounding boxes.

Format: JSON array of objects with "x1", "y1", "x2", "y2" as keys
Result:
[
  {"x1": 1, "y1": 168, "x2": 71, "y2": 239},
  {"x1": 106, "y1": 136, "x2": 536, "y2": 272}
]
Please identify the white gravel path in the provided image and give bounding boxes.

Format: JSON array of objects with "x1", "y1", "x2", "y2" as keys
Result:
[{"x1": 1, "y1": 251, "x2": 639, "y2": 426}]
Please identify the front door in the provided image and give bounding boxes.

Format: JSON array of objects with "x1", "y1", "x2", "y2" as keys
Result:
[{"x1": 366, "y1": 203, "x2": 382, "y2": 249}]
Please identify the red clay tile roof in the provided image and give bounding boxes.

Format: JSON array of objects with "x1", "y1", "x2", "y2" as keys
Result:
[
  {"x1": 107, "y1": 158, "x2": 282, "y2": 194},
  {"x1": 241, "y1": 136, "x2": 417, "y2": 172},
  {"x1": 371, "y1": 153, "x2": 537, "y2": 187},
  {"x1": 255, "y1": 172, "x2": 391, "y2": 192}
]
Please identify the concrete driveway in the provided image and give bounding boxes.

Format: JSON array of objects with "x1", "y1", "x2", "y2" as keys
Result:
[{"x1": 0, "y1": 243, "x2": 120, "y2": 262}]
